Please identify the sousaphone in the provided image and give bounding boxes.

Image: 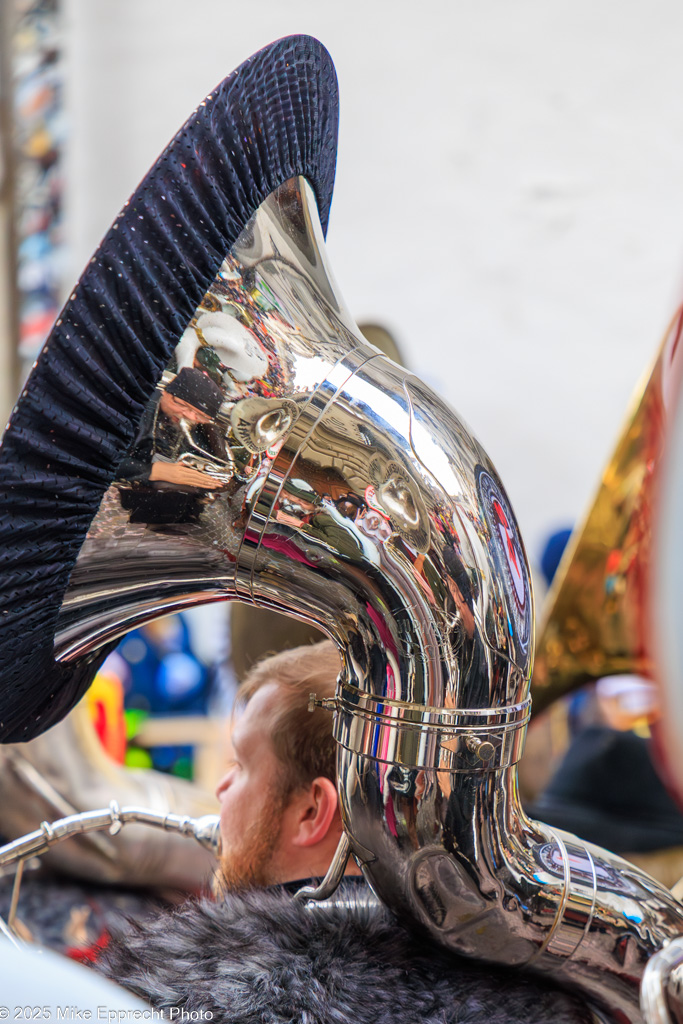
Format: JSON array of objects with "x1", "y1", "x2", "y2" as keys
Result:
[{"x1": 1, "y1": 34, "x2": 683, "y2": 1024}]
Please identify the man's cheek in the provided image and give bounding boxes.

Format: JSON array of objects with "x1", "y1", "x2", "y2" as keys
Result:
[
  {"x1": 219, "y1": 798, "x2": 235, "y2": 833},
  {"x1": 220, "y1": 791, "x2": 244, "y2": 831}
]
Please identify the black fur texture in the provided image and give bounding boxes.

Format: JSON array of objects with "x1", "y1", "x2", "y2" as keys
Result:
[{"x1": 98, "y1": 884, "x2": 596, "y2": 1023}]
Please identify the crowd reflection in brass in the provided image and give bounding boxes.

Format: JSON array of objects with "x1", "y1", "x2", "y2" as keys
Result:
[{"x1": 55, "y1": 177, "x2": 683, "y2": 1023}]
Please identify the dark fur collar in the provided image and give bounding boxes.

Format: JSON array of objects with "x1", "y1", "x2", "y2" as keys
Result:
[{"x1": 98, "y1": 882, "x2": 596, "y2": 1023}]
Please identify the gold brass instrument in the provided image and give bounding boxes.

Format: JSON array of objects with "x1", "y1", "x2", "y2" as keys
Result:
[
  {"x1": 532, "y1": 306, "x2": 683, "y2": 716},
  {"x1": 525, "y1": 307, "x2": 683, "y2": 1019}
]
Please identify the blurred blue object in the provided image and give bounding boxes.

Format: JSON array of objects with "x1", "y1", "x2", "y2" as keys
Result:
[
  {"x1": 116, "y1": 613, "x2": 214, "y2": 777},
  {"x1": 157, "y1": 652, "x2": 205, "y2": 707},
  {"x1": 540, "y1": 527, "x2": 573, "y2": 587}
]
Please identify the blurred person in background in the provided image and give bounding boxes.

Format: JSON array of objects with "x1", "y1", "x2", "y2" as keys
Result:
[{"x1": 525, "y1": 529, "x2": 683, "y2": 886}]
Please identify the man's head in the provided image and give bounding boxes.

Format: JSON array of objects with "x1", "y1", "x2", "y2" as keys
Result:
[
  {"x1": 215, "y1": 639, "x2": 352, "y2": 890},
  {"x1": 161, "y1": 367, "x2": 224, "y2": 424}
]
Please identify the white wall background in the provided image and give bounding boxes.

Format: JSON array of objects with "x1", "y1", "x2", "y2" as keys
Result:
[{"x1": 61, "y1": 0, "x2": 683, "y2": 570}]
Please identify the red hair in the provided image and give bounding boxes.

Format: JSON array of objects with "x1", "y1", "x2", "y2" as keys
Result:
[{"x1": 239, "y1": 640, "x2": 340, "y2": 794}]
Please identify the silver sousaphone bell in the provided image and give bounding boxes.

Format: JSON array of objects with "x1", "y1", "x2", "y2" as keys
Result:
[{"x1": 1, "y1": 34, "x2": 683, "y2": 1024}]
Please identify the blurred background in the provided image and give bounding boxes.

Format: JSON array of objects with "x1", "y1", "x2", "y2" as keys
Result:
[{"x1": 2, "y1": 0, "x2": 683, "y2": 785}]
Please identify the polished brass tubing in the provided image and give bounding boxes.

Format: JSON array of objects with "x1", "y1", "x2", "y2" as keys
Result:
[
  {"x1": 640, "y1": 937, "x2": 683, "y2": 1024},
  {"x1": 0, "y1": 803, "x2": 221, "y2": 868}
]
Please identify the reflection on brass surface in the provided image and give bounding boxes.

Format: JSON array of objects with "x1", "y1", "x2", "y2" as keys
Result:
[
  {"x1": 641, "y1": 936, "x2": 683, "y2": 1024},
  {"x1": 228, "y1": 323, "x2": 403, "y2": 678},
  {"x1": 532, "y1": 308, "x2": 683, "y2": 716}
]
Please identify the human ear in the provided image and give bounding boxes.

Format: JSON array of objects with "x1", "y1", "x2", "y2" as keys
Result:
[{"x1": 290, "y1": 776, "x2": 339, "y2": 848}]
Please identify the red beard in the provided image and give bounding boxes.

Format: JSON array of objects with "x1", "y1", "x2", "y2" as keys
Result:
[{"x1": 218, "y1": 784, "x2": 287, "y2": 891}]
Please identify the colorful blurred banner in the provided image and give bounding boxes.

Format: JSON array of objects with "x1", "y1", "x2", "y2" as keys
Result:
[
  {"x1": 12, "y1": 0, "x2": 64, "y2": 369},
  {"x1": 93, "y1": 609, "x2": 236, "y2": 781}
]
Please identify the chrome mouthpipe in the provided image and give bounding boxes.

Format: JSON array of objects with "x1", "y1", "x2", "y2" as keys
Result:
[
  {"x1": 0, "y1": 804, "x2": 221, "y2": 944},
  {"x1": 0, "y1": 803, "x2": 221, "y2": 869},
  {"x1": 641, "y1": 936, "x2": 683, "y2": 1024},
  {"x1": 0, "y1": 709, "x2": 221, "y2": 889},
  {"x1": 53, "y1": 176, "x2": 683, "y2": 1023}
]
